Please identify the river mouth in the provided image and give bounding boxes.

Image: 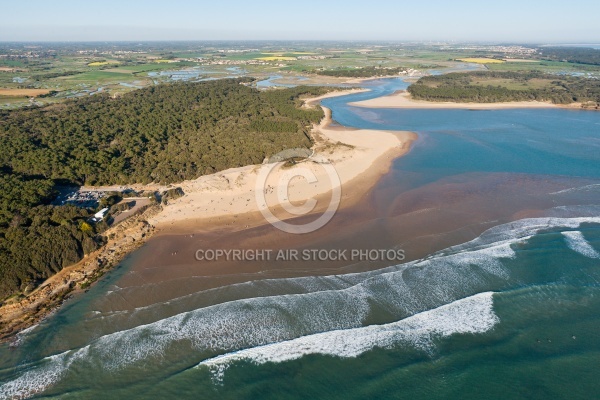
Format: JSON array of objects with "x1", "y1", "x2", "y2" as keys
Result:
[{"x1": 2, "y1": 77, "x2": 600, "y2": 400}]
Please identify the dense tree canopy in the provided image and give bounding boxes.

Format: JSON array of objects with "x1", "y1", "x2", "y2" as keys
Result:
[
  {"x1": 0, "y1": 78, "x2": 332, "y2": 300},
  {"x1": 536, "y1": 47, "x2": 600, "y2": 66},
  {"x1": 316, "y1": 66, "x2": 407, "y2": 78},
  {"x1": 408, "y1": 71, "x2": 600, "y2": 105},
  {"x1": 0, "y1": 78, "x2": 329, "y2": 185}
]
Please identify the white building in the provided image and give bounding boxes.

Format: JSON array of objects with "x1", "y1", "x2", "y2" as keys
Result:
[{"x1": 94, "y1": 208, "x2": 109, "y2": 221}]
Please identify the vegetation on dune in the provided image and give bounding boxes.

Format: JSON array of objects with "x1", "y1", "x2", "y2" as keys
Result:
[
  {"x1": 0, "y1": 78, "x2": 329, "y2": 185},
  {"x1": 315, "y1": 66, "x2": 407, "y2": 78},
  {"x1": 408, "y1": 71, "x2": 600, "y2": 106},
  {"x1": 0, "y1": 78, "x2": 332, "y2": 300}
]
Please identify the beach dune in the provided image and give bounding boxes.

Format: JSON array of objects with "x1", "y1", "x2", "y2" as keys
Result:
[
  {"x1": 349, "y1": 90, "x2": 559, "y2": 110},
  {"x1": 149, "y1": 90, "x2": 416, "y2": 230}
]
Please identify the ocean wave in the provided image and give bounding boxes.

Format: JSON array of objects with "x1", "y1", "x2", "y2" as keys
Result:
[
  {"x1": 94, "y1": 212, "x2": 600, "y2": 328},
  {"x1": 198, "y1": 292, "x2": 498, "y2": 384},
  {"x1": 0, "y1": 350, "x2": 81, "y2": 400},
  {"x1": 439, "y1": 215, "x2": 600, "y2": 255},
  {"x1": 562, "y1": 231, "x2": 600, "y2": 259},
  {"x1": 0, "y1": 242, "x2": 514, "y2": 398},
  {"x1": 550, "y1": 184, "x2": 600, "y2": 195},
  {"x1": 8, "y1": 324, "x2": 39, "y2": 349},
  {"x1": 2, "y1": 215, "x2": 599, "y2": 398}
]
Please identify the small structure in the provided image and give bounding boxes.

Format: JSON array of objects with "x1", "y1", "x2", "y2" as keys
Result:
[{"x1": 93, "y1": 208, "x2": 109, "y2": 221}]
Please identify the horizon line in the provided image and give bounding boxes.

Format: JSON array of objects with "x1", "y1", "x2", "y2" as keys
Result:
[{"x1": 1, "y1": 40, "x2": 599, "y2": 45}]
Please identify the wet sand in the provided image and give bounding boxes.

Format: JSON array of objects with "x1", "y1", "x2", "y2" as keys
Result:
[
  {"x1": 0, "y1": 89, "x2": 416, "y2": 341},
  {"x1": 92, "y1": 171, "x2": 599, "y2": 316},
  {"x1": 91, "y1": 87, "x2": 600, "y2": 315}
]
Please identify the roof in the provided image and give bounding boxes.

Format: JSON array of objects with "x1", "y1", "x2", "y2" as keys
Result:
[{"x1": 94, "y1": 208, "x2": 109, "y2": 220}]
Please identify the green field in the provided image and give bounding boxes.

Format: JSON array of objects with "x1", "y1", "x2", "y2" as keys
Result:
[{"x1": 1, "y1": 42, "x2": 599, "y2": 109}]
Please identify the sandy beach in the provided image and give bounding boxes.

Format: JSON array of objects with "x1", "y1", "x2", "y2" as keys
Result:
[
  {"x1": 350, "y1": 90, "x2": 560, "y2": 109},
  {"x1": 149, "y1": 90, "x2": 416, "y2": 231},
  {"x1": 0, "y1": 89, "x2": 416, "y2": 342}
]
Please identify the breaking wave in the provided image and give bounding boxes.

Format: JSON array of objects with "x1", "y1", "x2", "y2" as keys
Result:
[
  {"x1": 2, "y1": 214, "x2": 599, "y2": 399},
  {"x1": 198, "y1": 292, "x2": 498, "y2": 383},
  {"x1": 562, "y1": 231, "x2": 600, "y2": 258}
]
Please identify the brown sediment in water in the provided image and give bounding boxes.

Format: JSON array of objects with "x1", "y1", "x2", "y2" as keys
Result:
[
  {"x1": 95, "y1": 172, "x2": 599, "y2": 318},
  {"x1": 0, "y1": 88, "x2": 415, "y2": 342}
]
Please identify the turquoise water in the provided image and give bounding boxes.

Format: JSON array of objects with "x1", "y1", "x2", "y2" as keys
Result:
[
  {"x1": 322, "y1": 78, "x2": 600, "y2": 185},
  {"x1": 1, "y1": 79, "x2": 600, "y2": 399}
]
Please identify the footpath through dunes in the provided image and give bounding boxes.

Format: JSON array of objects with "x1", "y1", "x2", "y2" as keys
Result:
[{"x1": 2, "y1": 212, "x2": 599, "y2": 398}]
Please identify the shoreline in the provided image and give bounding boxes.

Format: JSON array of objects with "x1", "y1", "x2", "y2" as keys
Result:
[
  {"x1": 349, "y1": 90, "x2": 563, "y2": 109},
  {"x1": 148, "y1": 89, "x2": 415, "y2": 233},
  {"x1": 0, "y1": 88, "x2": 416, "y2": 342},
  {"x1": 0, "y1": 205, "x2": 160, "y2": 342}
]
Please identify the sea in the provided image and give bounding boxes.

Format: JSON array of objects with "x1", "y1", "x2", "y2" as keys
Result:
[{"x1": 1, "y1": 78, "x2": 599, "y2": 399}]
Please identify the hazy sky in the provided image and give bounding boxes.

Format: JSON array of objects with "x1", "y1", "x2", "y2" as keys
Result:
[{"x1": 1, "y1": 0, "x2": 599, "y2": 43}]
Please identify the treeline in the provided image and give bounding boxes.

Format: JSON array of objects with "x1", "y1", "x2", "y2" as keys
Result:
[
  {"x1": 0, "y1": 78, "x2": 329, "y2": 185},
  {"x1": 33, "y1": 71, "x2": 84, "y2": 80},
  {"x1": 316, "y1": 66, "x2": 407, "y2": 78},
  {"x1": 0, "y1": 171, "x2": 105, "y2": 300},
  {"x1": 408, "y1": 71, "x2": 600, "y2": 105},
  {"x1": 0, "y1": 78, "x2": 332, "y2": 300},
  {"x1": 536, "y1": 47, "x2": 600, "y2": 66}
]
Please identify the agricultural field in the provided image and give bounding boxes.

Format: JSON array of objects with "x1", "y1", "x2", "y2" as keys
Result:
[
  {"x1": 0, "y1": 88, "x2": 52, "y2": 96},
  {"x1": 458, "y1": 58, "x2": 505, "y2": 64},
  {"x1": 1, "y1": 42, "x2": 599, "y2": 109},
  {"x1": 256, "y1": 56, "x2": 298, "y2": 61},
  {"x1": 87, "y1": 60, "x2": 120, "y2": 66}
]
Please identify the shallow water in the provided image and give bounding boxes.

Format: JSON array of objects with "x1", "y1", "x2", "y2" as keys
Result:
[{"x1": 1, "y1": 78, "x2": 600, "y2": 399}]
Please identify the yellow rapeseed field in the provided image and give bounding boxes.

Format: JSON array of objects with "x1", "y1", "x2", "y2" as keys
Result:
[
  {"x1": 458, "y1": 58, "x2": 505, "y2": 64},
  {"x1": 256, "y1": 56, "x2": 297, "y2": 61}
]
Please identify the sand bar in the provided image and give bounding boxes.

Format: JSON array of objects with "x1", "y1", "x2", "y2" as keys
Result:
[
  {"x1": 150, "y1": 89, "x2": 416, "y2": 229},
  {"x1": 350, "y1": 91, "x2": 560, "y2": 110},
  {"x1": 0, "y1": 89, "x2": 417, "y2": 341}
]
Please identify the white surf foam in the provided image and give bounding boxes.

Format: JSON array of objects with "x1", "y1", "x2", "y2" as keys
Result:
[
  {"x1": 550, "y1": 184, "x2": 600, "y2": 195},
  {"x1": 0, "y1": 350, "x2": 83, "y2": 400},
  {"x1": 68, "y1": 240, "x2": 515, "y2": 374},
  {"x1": 562, "y1": 231, "x2": 600, "y2": 259},
  {"x1": 3, "y1": 214, "x2": 599, "y2": 397},
  {"x1": 9, "y1": 323, "x2": 39, "y2": 349},
  {"x1": 94, "y1": 213, "x2": 600, "y2": 332},
  {"x1": 198, "y1": 292, "x2": 498, "y2": 383},
  {"x1": 0, "y1": 244, "x2": 509, "y2": 398}
]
